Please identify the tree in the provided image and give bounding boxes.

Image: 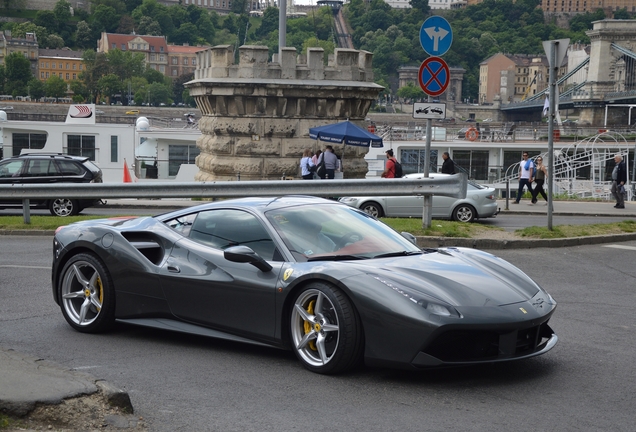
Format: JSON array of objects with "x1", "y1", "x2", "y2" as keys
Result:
[
  {"x1": 97, "y1": 73, "x2": 123, "y2": 103},
  {"x1": 34, "y1": 10, "x2": 59, "y2": 34},
  {"x1": 0, "y1": 66, "x2": 5, "y2": 94},
  {"x1": 45, "y1": 75, "x2": 68, "y2": 98},
  {"x1": 53, "y1": 0, "x2": 73, "y2": 25},
  {"x1": 397, "y1": 82, "x2": 424, "y2": 101},
  {"x1": 4, "y1": 52, "x2": 32, "y2": 96},
  {"x1": 75, "y1": 21, "x2": 94, "y2": 49},
  {"x1": 91, "y1": 4, "x2": 121, "y2": 34},
  {"x1": 69, "y1": 79, "x2": 88, "y2": 102},
  {"x1": 27, "y1": 78, "x2": 46, "y2": 100},
  {"x1": 137, "y1": 16, "x2": 162, "y2": 36},
  {"x1": 231, "y1": 0, "x2": 248, "y2": 14},
  {"x1": 144, "y1": 67, "x2": 166, "y2": 85},
  {"x1": 117, "y1": 15, "x2": 135, "y2": 34},
  {"x1": 46, "y1": 34, "x2": 65, "y2": 49}
]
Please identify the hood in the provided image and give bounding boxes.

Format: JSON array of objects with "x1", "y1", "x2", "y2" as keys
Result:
[{"x1": 349, "y1": 248, "x2": 540, "y2": 307}]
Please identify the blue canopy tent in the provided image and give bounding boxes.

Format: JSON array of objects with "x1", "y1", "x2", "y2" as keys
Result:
[{"x1": 309, "y1": 120, "x2": 383, "y2": 148}]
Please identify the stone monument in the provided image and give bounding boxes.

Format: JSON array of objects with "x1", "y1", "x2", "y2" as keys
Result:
[{"x1": 185, "y1": 45, "x2": 383, "y2": 180}]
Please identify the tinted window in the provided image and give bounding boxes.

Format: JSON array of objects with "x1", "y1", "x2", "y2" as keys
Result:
[
  {"x1": 25, "y1": 159, "x2": 59, "y2": 177},
  {"x1": 56, "y1": 160, "x2": 85, "y2": 176},
  {"x1": 188, "y1": 209, "x2": 278, "y2": 261}
]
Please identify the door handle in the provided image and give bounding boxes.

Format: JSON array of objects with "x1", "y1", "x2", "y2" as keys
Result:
[{"x1": 167, "y1": 265, "x2": 180, "y2": 273}]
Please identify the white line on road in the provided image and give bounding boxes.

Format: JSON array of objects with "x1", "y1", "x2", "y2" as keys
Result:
[{"x1": 602, "y1": 244, "x2": 636, "y2": 251}]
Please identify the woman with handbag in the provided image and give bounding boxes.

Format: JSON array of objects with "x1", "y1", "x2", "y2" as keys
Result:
[
  {"x1": 300, "y1": 148, "x2": 316, "y2": 180},
  {"x1": 531, "y1": 156, "x2": 548, "y2": 205}
]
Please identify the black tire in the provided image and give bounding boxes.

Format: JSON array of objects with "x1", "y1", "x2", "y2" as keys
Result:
[
  {"x1": 360, "y1": 201, "x2": 383, "y2": 218},
  {"x1": 452, "y1": 204, "x2": 476, "y2": 223},
  {"x1": 58, "y1": 253, "x2": 116, "y2": 333},
  {"x1": 49, "y1": 198, "x2": 79, "y2": 217},
  {"x1": 290, "y1": 282, "x2": 363, "y2": 374}
]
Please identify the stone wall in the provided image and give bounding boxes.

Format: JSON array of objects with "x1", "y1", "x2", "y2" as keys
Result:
[{"x1": 187, "y1": 45, "x2": 383, "y2": 181}]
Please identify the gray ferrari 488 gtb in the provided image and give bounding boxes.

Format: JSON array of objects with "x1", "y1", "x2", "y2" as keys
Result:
[{"x1": 52, "y1": 196, "x2": 557, "y2": 374}]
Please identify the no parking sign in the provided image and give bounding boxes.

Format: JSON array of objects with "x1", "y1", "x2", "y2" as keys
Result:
[{"x1": 418, "y1": 56, "x2": 450, "y2": 97}]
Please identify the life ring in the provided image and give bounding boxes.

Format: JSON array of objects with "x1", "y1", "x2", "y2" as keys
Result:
[{"x1": 465, "y1": 127, "x2": 479, "y2": 141}]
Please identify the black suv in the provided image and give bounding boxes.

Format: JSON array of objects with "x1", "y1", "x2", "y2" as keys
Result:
[{"x1": 0, "y1": 153, "x2": 103, "y2": 216}]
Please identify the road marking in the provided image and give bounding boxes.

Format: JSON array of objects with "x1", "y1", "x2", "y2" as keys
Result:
[
  {"x1": 0, "y1": 265, "x2": 50, "y2": 269},
  {"x1": 602, "y1": 245, "x2": 636, "y2": 251}
]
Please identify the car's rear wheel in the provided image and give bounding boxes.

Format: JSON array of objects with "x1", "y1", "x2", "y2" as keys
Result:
[
  {"x1": 290, "y1": 283, "x2": 363, "y2": 374},
  {"x1": 50, "y1": 198, "x2": 80, "y2": 217},
  {"x1": 453, "y1": 204, "x2": 476, "y2": 222},
  {"x1": 59, "y1": 253, "x2": 115, "y2": 333},
  {"x1": 360, "y1": 201, "x2": 383, "y2": 218}
]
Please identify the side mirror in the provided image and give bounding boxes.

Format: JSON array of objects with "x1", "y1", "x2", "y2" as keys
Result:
[
  {"x1": 400, "y1": 231, "x2": 418, "y2": 246},
  {"x1": 224, "y1": 245, "x2": 272, "y2": 272}
]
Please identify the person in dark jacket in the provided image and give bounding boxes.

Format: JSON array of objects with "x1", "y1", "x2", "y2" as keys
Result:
[
  {"x1": 441, "y1": 152, "x2": 455, "y2": 174},
  {"x1": 611, "y1": 154, "x2": 628, "y2": 209}
]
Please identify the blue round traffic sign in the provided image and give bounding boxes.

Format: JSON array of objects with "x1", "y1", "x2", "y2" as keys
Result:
[
  {"x1": 420, "y1": 16, "x2": 453, "y2": 57},
  {"x1": 418, "y1": 57, "x2": 450, "y2": 97}
]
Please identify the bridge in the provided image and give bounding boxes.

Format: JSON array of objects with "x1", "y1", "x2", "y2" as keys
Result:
[{"x1": 498, "y1": 20, "x2": 636, "y2": 126}]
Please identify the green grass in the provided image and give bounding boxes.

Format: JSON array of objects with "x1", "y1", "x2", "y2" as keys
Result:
[
  {"x1": 515, "y1": 220, "x2": 636, "y2": 239},
  {"x1": 1, "y1": 216, "x2": 636, "y2": 241}
]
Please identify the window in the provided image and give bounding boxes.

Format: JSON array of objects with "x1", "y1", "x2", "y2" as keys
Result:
[
  {"x1": 110, "y1": 136, "x2": 118, "y2": 163},
  {"x1": 73, "y1": 63, "x2": 77, "y2": 70},
  {"x1": 400, "y1": 149, "x2": 438, "y2": 175},
  {"x1": 172, "y1": 57, "x2": 178, "y2": 64},
  {"x1": 160, "y1": 65, "x2": 165, "y2": 73},
  {"x1": 160, "y1": 54, "x2": 165, "y2": 61},
  {"x1": 41, "y1": 72, "x2": 45, "y2": 78},
  {"x1": 168, "y1": 144, "x2": 200, "y2": 176},
  {"x1": 122, "y1": 44, "x2": 126, "y2": 50},
  {"x1": 112, "y1": 43, "x2": 116, "y2": 49},
  {"x1": 160, "y1": 46, "x2": 164, "y2": 52},
  {"x1": 46, "y1": 72, "x2": 49, "y2": 78},
  {"x1": 183, "y1": 58, "x2": 189, "y2": 65},
  {"x1": 59, "y1": 63, "x2": 62, "y2": 69},
  {"x1": 11, "y1": 133, "x2": 47, "y2": 156},
  {"x1": 150, "y1": 54, "x2": 156, "y2": 61},
  {"x1": 52, "y1": 63, "x2": 56, "y2": 69},
  {"x1": 186, "y1": 209, "x2": 278, "y2": 260},
  {"x1": 453, "y1": 150, "x2": 489, "y2": 180},
  {"x1": 172, "y1": 68, "x2": 178, "y2": 76},
  {"x1": 66, "y1": 63, "x2": 69, "y2": 69},
  {"x1": 192, "y1": 58, "x2": 196, "y2": 66},
  {"x1": 0, "y1": 160, "x2": 25, "y2": 177},
  {"x1": 151, "y1": 46, "x2": 155, "y2": 52},
  {"x1": 66, "y1": 73, "x2": 70, "y2": 80},
  {"x1": 73, "y1": 73, "x2": 76, "y2": 79},
  {"x1": 67, "y1": 135, "x2": 96, "y2": 161}
]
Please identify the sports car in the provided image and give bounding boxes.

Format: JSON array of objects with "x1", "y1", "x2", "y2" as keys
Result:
[{"x1": 51, "y1": 196, "x2": 557, "y2": 374}]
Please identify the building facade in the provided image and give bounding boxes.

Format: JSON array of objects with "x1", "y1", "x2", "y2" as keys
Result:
[
  {"x1": 0, "y1": 31, "x2": 38, "y2": 77},
  {"x1": 98, "y1": 33, "x2": 208, "y2": 79},
  {"x1": 38, "y1": 48, "x2": 84, "y2": 83}
]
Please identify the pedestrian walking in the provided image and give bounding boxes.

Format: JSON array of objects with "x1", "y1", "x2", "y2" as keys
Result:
[
  {"x1": 441, "y1": 152, "x2": 455, "y2": 174},
  {"x1": 513, "y1": 151, "x2": 534, "y2": 204},
  {"x1": 381, "y1": 149, "x2": 398, "y2": 178},
  {"x1": 611, "y1": 154, "x2": 627, "y2": 209},
  {"x1": 317, "y1": 145, "x2": 338, "y2": 179},
  {"x1": 530, "y1": 156, "x2": 548, "y2": 205}
]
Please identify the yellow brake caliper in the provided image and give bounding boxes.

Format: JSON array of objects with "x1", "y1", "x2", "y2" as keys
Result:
[
  {"x1": 96, "y1": 277, "x2": 103, "y2": 312},
  {"x1": 303, "y1": 300, "x2": 317, "y2": 351}
]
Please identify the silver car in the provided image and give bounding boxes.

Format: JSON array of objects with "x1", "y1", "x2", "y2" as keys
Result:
[{"x1": 339, "y1": 173, "x2": 499, "y2": 222}]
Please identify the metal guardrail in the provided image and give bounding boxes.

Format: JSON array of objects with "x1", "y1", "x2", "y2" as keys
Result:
[{"x1": 0, "y1": 176, "x2": 468, "y2": 223}]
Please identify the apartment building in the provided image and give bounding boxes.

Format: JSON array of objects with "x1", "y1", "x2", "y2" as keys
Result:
[
  {"x1": 167, "y1": 44, "x2": 208, "y2": 78},
  {"x1": 38, "y1": 48, "x2": 84, "y2": 82},
  {"x1": 0, "y1": 31, "x2": 38, "y2": 77},
  {"x1": 479, "y1": 53, "x2": 547, "y2": 104},
  {"x1": 540, "y1": 0, "x2": 636, "y2": 13}
]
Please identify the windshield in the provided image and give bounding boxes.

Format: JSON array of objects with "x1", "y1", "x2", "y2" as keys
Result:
[{"x1": 265, "y1": 203, "x2": 421, "y2": 262}]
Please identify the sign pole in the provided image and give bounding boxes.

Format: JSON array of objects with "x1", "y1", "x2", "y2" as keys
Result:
[{"x1": 423, "y1": 96, "x2": 433, "y2": 229}]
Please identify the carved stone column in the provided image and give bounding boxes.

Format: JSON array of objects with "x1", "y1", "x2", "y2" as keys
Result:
[{"x1": 186, "y1": 45, "x2": 383, "y2": 181}]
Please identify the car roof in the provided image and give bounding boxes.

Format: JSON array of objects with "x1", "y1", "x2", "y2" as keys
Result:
[
  {"x1": 157, "y1": 196, "x2": 341, "y2": 218},
  {"x1": 6, "y1": 153, "x2": 90, "y2": 162}
]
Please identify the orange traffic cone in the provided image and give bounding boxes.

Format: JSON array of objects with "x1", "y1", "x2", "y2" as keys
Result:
[{"x1": 123, "y1": 159, "x2": 133, "y2": 183}]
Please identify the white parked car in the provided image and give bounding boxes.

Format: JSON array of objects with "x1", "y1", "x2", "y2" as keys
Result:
[{"x1": 339, "y1": 173, "x2": 499, "y2": 222}]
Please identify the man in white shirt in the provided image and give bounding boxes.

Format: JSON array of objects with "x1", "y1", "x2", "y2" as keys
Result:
[{"x1": 514, "y1": 152, "x2": 534, "y2": 204}]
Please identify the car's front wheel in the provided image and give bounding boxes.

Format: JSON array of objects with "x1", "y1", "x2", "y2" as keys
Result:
[
  {"x1": 49, "y1": 198, "x2": 80, "y2": 216},
  {"x1": 360, "y1": 201, "x2": 383, "y2": 218},
  {"x1": 59, "y1": 253, "x2": 115, "y2": 333},
  {"x1": 290, "y1": 283, "x2": 363, "y2": 374},
  {"x1": 453, "y1": 204, "x2": 476, "y2": 222}
]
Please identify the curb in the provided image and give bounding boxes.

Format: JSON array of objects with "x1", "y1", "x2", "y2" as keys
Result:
[{"x1": 417, "y1": 232, "x2": 636, "y2": 249}]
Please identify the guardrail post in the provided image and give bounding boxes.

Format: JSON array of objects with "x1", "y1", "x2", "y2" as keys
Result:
[
  {"x1": 505, "y1": 179, "x2": 510, "y2": 210},
  {"x1": 21, "y1": 199, "x2": 31, "y2": 224}
]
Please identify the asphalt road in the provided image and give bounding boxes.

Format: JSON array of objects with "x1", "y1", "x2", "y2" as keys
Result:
[{"x1": 1, "y1": 236, "x2": 634, "y2": 431}]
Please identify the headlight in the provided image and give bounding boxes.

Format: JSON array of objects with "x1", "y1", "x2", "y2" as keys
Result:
[
  {"x1": 339, "y1": 197, "x2": 357, "y2": 203},
  {"x1": 370, "y1": 275, "x2": 461, "y2": 318}
]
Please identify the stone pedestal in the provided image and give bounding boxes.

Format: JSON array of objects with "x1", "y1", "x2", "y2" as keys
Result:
[{"x1": 186, "y1": 45, "x2": 383, "y2": 181}]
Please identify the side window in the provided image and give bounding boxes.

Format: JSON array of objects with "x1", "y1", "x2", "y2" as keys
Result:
[
  {"x1": 188, "y1": 209, "x2": 279, "y2": 261},
  {"x1": 56, "y1": 160, "x2": 84, "y2": 176},
  {"x1": 164, "y1": 213, "x2": 197, "y2": 236},
  {"x1": 0, "y1": 160, "x2": 25, "y2": 178}
]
